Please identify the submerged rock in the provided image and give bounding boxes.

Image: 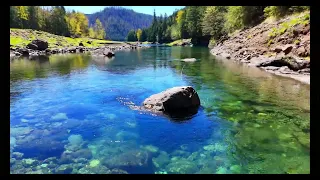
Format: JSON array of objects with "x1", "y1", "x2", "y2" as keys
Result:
[
  {"x1": 152, "y1": 151, "x2": 170, "y2": 168},
  {"x1": 181, "y1": 58, "x2": 197, "y2": 62},
  {"x1": 166, "y1": 158, "x2": 198, "y2": 174},
  {"x1": 143, "y1": 86, "x2": 200, "y2": 116},
  {"x1": 89, "y1": 159, "x2": 100, "y2": 168},
  {"x1": 102, "y1": 149, "x2": 151, "y2": 173},
  {"x1": 55, "y1": 164, "x2": 73, "y2": 174},
  {"x1": 51, "y1": 113, "x2": 68, "y2": 121}
]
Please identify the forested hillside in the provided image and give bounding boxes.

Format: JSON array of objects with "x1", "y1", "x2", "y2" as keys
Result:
[
  {"x1": 10, "y1": 6, "x2": 106, "y2": 40},
  {"x1": 126, "y1": 6, "x2": 310, "y2": 46},
  {"x1": 86, "y1": 7, "x2": 153, "y2": 41}
]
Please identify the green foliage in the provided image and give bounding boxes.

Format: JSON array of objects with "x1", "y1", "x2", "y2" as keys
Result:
[
  {"x1": 264, "y1": 6, "x2": 291, "y2": 19},
  {"x1": 170, "y1": 24, "x2": 180, "y2": 40},
  {"x1": 186, "y1": 6, "x2": 204, "y2": 38},
  {"x1": 224, "y1": 6, "x2": 265, "y2": 33},
  {"x1": 136, "y1": 29, "x2": 142, "y2": 42},
  {"x1": 10, "y1": 6, "x2": 92, "y2": 38},
  {"x1": 93, "y1": 19, "x2": 106, "y2": 39},
  {"x1": 202, "y1": 6, "x2": 227, "y2": 40},
  {"x1": 88, "y1": 27, "x2": 95, "y2": 38},
  {"x1": 126, "y1": 29, "x2": 137, "y2": 42},
  {"x1": 140, "y1": 29, "x2": 148, "y2": 42},
  {"x1": 224, "y1": 6, "x2": 245, "y2": 33},
  {"x1": 268, "y1": 13, "x2": 310, "y2": 39},
  {"x1": 294, "y1": 39, "x2": 301, "y2": 45},
  {"x1": 10, "y1": 28, "x2": 119, "y2": 49},
  {"x1": 267, "y1": 39, "x2": 274, "y2": 47}
]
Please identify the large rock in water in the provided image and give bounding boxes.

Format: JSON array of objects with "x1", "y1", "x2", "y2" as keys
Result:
[{"x1": 143, "y1": 86, "x2": 200, "y2": 116}]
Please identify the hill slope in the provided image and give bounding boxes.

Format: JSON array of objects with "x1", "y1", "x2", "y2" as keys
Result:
[
  {"x1": 211, "y1": 11, "x2": 310, "y2": 84},
  {"x1": 86, "y1": 7, "x2": 153, "y2": 41}
]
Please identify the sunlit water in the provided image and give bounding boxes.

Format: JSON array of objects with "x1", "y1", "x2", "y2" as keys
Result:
[{"x1": 10, "y1": 46, "x2": 310, "y2": 174}]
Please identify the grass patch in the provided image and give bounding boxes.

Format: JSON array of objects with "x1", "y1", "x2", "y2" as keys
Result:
[
  {"x1": 268, "y1": 11, "x2": 310, "y2": 40},
  {"x1": 167, "y1": 39, "x2": 183, "y2": 46},
  {"x1": 294, "y1": 39, "x2": 301, "y2": 45},
  {"x1": 167, "y1": 39, "x2": 191, "y2": 46},
  {"x1": 267, "y1": 39, "x2": 274, "y2": 47},
  {"x1": 10, "y1": 28, "x2": 123, "y2": 49}
]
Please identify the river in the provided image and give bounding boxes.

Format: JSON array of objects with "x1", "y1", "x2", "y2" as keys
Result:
[{"x1": 10, "y1": 46, "x2": 310, "y2": 174}]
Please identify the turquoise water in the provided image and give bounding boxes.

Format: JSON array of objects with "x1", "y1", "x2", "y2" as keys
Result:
[{"x1": 10, "y1": 46, "x2": 310, "y2": 174}]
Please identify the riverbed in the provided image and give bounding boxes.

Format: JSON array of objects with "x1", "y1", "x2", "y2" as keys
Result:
[{"x1": 10, "y1": 46, "x2": 310, "y2": 174}]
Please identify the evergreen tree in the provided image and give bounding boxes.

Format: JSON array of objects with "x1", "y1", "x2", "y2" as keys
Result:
[{"x1": 27, "y1": 6, "x2": 40, "y2": 30}]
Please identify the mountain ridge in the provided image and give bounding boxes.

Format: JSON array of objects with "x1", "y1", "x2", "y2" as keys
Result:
[{"x1": 86, "y1": 7, "x2": 153, "y2": 41}]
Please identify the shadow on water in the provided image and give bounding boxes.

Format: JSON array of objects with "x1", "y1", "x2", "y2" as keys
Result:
[{"x1": 164, "y1": 106, "x2": 204, "y2": 122}]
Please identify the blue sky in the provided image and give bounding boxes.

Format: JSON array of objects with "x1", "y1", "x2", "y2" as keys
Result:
[{"x1": 64, "y1": 6, "x2": 185, "y2": 16}]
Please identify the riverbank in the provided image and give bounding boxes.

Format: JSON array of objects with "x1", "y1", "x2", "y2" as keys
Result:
[
  {"x1": 210, "y1": 11, "x2": 310, "y2": 84},
  {"x1": 10, "y1": 29, "x2": 147, "y2": 59}
]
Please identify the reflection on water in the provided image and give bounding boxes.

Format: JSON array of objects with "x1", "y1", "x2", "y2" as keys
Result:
[{"x1": 10, "y1": 47, "x2": 309, "y2": 174}]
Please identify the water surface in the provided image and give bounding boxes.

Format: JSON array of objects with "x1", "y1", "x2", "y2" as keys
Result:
[{"x1": 10, "y1": 46, "x2": 310, "y2": 174}]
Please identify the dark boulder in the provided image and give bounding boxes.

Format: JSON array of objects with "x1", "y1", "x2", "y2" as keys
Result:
[
  {"x1": 18, "y1": 48, "x2": 29, "y2": 56},
  {"x1": 30, "y1": 39, "x2": 48, "y2": 50},
  {"x1": 103, "y1": 50, "x2": 115, "y2": 57},
  {"x1": 143, "y1": 86, "x2": 200, "y2": 116},
  {"x1": 79, "y1": 42, "x2": 84, "y2": 46},
  {"x1": 26, "y1": 43, "x2": 38, "y2": 50}
]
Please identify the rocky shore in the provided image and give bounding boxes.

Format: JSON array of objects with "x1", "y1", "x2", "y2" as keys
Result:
[
  {"x1": 10, "y1": 40, "x2": 148, "y2": 60},
  {"x1": 210, "y1": 12, "x2": 310, "y2": 84}
]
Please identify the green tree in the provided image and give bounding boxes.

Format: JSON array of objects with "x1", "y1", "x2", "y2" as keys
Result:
[
  {"x1": 186, "y1": 6, "x2": 204, "y2": 43},
  {"x1": 264, "y1": 6, "x2": 291, "y2": 19},
  {"x1": 16, "y1": 6, "x2": 29, "y2": 28},
  {"x1": 88, "y1": 27, "x2": 95, "y2": 38},
  {"x1": 51, "y1": 6, "x2": 69, "y2": 36},
  {"x1": 202, "y1": 6, "x2": 227, "y2": 40},
  {"x1": 140, "y1": 29, "x2": 147, "y2": 42},
  {"x1": 126, "y1": 29, "x2": 137, "y2": 41},
  {"x1": 94, "y1": 19, "x2": 105, "y2": 39},
  {"x1": 136, "y1": 28, "x2": 142, "y2": 42},
  {"x1": 10, "y1": 6, "x2": 18, "y2": 28},
  {"x1": 27, "y1": 6, "x2": 40, "y2": 30}
]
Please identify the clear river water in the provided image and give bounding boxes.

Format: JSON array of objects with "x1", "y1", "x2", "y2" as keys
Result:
[{"x1": 10, "y1": 46, "x2": 310, "y2": 174}]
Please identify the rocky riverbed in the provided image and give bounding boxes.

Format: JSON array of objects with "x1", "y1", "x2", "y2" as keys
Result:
[{"x1": 210, "y1": 12, "x2": 310, "y2": 84}]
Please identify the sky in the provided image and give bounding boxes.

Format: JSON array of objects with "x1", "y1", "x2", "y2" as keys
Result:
[{"x1": 64, "y1": 6, "x2": 185, "y2": 16}]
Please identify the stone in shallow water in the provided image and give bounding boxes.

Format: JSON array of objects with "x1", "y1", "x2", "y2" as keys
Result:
[
  {"x1": 68, "y1": 134, "x2": 83, "y2": 146},
  {"x1": 12, "y1": 152, "x2": 24, "y2": 159},
  {"x1": 230, "y1": 165, "x2": 242, "y2": 174},
  {"x1": 115, "y1": 131, "x2": 139, "y2": 141},
  {"x1": 55, "y1": 164, "x2": 73, "y2": 174},
  {"x1": 51, "y1": 113, "x2": 68, "y2": 121},
  {"x1": 203, "y1": 143, "x2": 226, "y2": 152},
  {"x1": 21, "y1": 119, "x2": 29, "y2": 123},
  {"x1": 141, "y1": 145, "x2": 159, "y2": 153},
  {"x1": 152, "y1": 151, "x2": 170, "y2": 168},
  {"x1": 216, "y1": 166, "x2": 228, "y2": 174},
  {"x1": 89, "y1": 159, "x2": 100, "y2": 168},
  {"x1": 166, "y1": 158, "x2": 199, "y2": 174},
  {"x1": 11, "y1": 127, "x2": 33, "y2": 137},
  {"x1": 22, "y1": 158, "x2": 38, "y2": 167},
  {"x1": 143, "y1": 86, "x2": 200, "y2": 117},
  {"x1": 102, "y1": 149, "x2": 151, "y2": 173}
]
